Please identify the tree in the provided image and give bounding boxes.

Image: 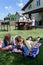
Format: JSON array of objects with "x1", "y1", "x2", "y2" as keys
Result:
[{"x1": 5, "y1": 13, "x2": 16, "y2": 21}]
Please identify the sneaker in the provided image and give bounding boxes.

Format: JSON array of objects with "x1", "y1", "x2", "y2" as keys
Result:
[
  {"x1": 36, "y1": 36, "x2": 42, "y2": 42},
  {"x1": 26, "y1": 36, "x2": 32, "y2": 40}
]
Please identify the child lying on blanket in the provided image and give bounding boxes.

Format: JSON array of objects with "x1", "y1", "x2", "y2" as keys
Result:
[
  {"x1": 1, "y1": 33, "x2": 15, "y2": 50},
  {"x1": 12, "y1": 35, "x2": 29, "y2": 54},
  {"x1": 12, "y1": 35, "x2": 41, "y2": 57},
  {"x1": 0, "y1": 33, "x2": 23, "y2": 53}
]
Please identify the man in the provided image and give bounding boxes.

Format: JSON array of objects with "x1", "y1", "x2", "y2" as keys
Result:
[{"x1": 31, "y1": 17, "x2": 35, "y2": 26}]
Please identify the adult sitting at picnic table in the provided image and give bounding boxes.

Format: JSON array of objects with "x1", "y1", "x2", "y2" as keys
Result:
[
  {"x1": 26, "y1": 18, "x2": 32, "y2": 29},
  {"x1": 19, "y1": 15, "x2": 27, "y2": 30},
  {"x1": 31, "y1": 17, "x2": 36, "y2": 26},
  {"x1": 23, "y1": 15, "x2": 27, "y2": 22}
]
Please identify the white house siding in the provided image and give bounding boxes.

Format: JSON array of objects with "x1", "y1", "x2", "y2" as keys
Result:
[
  {"x1": 31, "y1": 12, "x2": 43, "y2": 21},
  {"x1": 23, "y1": 0, "x2": 43, "y2": 22},
  {"x1": 25, "y1": 0, "x2": 43, "y2": 12},
  {"x1": 40, "y1": 0, "x2": 43, "y2": 8},
  {"x1": 31, "y1": 13, "x2": 42, "y2": 21}
]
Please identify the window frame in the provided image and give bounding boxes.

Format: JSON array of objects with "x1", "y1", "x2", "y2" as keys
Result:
[
  {"x1": 36, "y1": 0, "x2": 40, "y2": 6},
  {"x1": 28, "y1": 4, "x2": 32, "y2": 10}
]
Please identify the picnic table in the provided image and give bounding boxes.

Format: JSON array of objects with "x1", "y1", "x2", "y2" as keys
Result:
[{"x1": 15, "y1": 22, "x2": 32, "y2": 30}]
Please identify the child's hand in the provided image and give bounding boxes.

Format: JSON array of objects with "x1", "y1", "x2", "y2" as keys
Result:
[
  {"x1": 2, "y1": 47, "x2": 9, "y2": 50},
  {"x1": 2, "y1": 45, "x2": 13, "y2": 50},
  {"x1": 18, "y1": 50, "x2": 22, "y2": 53},
  {"x1": 12, "y1": 49, "x2": 22, "y2": 53},
  {"x1": 9, "y1": 45, "x2": 13, "y2": 48}
]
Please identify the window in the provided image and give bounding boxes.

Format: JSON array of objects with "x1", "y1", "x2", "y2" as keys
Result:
[
  {"x1": 36, "y1": 0, "x2": 40, "y2": 6},
  {"x1": 28, "y1": 4, "x2": 32, "y2": 9}
]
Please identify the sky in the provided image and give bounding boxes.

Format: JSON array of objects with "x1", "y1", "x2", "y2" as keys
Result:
[{"x1": 0, "y1": 0, "x2": 29, "y2": 20}]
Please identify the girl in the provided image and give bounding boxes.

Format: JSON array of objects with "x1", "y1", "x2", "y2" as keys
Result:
[
  {"x1": 12, "y1": 36, "x2": 30, "y2": 56},
  {"x1": 2, "y1": 33, "x2": 14, "y2": 50},
  {"x1": 12, "y1": 35, "x2": 41, "y2": 57}
]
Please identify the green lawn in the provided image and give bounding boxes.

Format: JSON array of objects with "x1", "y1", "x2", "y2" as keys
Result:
[{"x1": 0, "y1": 27, "x2": 43, "y2": 65}]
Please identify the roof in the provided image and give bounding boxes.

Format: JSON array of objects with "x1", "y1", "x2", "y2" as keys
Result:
[
  {"x1": 22, "y1": 0, "x2": 33, "y2": 10},
  {"x1": 23, "y1": 8, "x2": 43, "y2": 14},
  {"x1": 16, "y1": 12, "x2": 23, "y2": 16},
  {"x1": 15, "y1": 11, "x2": 25, "y2": 16}
]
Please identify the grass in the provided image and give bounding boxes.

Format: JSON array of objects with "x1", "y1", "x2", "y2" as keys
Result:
[{"x1": 0, "y1": 26, "x2": 43, "y2": 65}]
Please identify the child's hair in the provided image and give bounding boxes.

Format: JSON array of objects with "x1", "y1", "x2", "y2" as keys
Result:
[
  {"x1": 15, "y1": 35, "x2": 26, "y2": 45},
  {"x1": 15, "y1": 35, "x2": 32, "y2": 50},
  {"x1": 4, "y1": 33, "x2": 11, "y2": 43}
]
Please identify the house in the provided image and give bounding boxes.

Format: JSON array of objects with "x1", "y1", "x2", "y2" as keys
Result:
[
  {"x1": 22, "y1": 0, "x2": 43, "y2": 26},
  {"x1": 15, "y1": 12, "x2": 25, "y2": 22}
]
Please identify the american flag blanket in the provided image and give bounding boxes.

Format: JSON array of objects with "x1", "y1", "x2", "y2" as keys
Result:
[
  {"x1": 23, "y1": 43, "x2": 42, "y2": 58},
  {"x1": 29, "y1": 43, "x2": 42, "y2": 58}
]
